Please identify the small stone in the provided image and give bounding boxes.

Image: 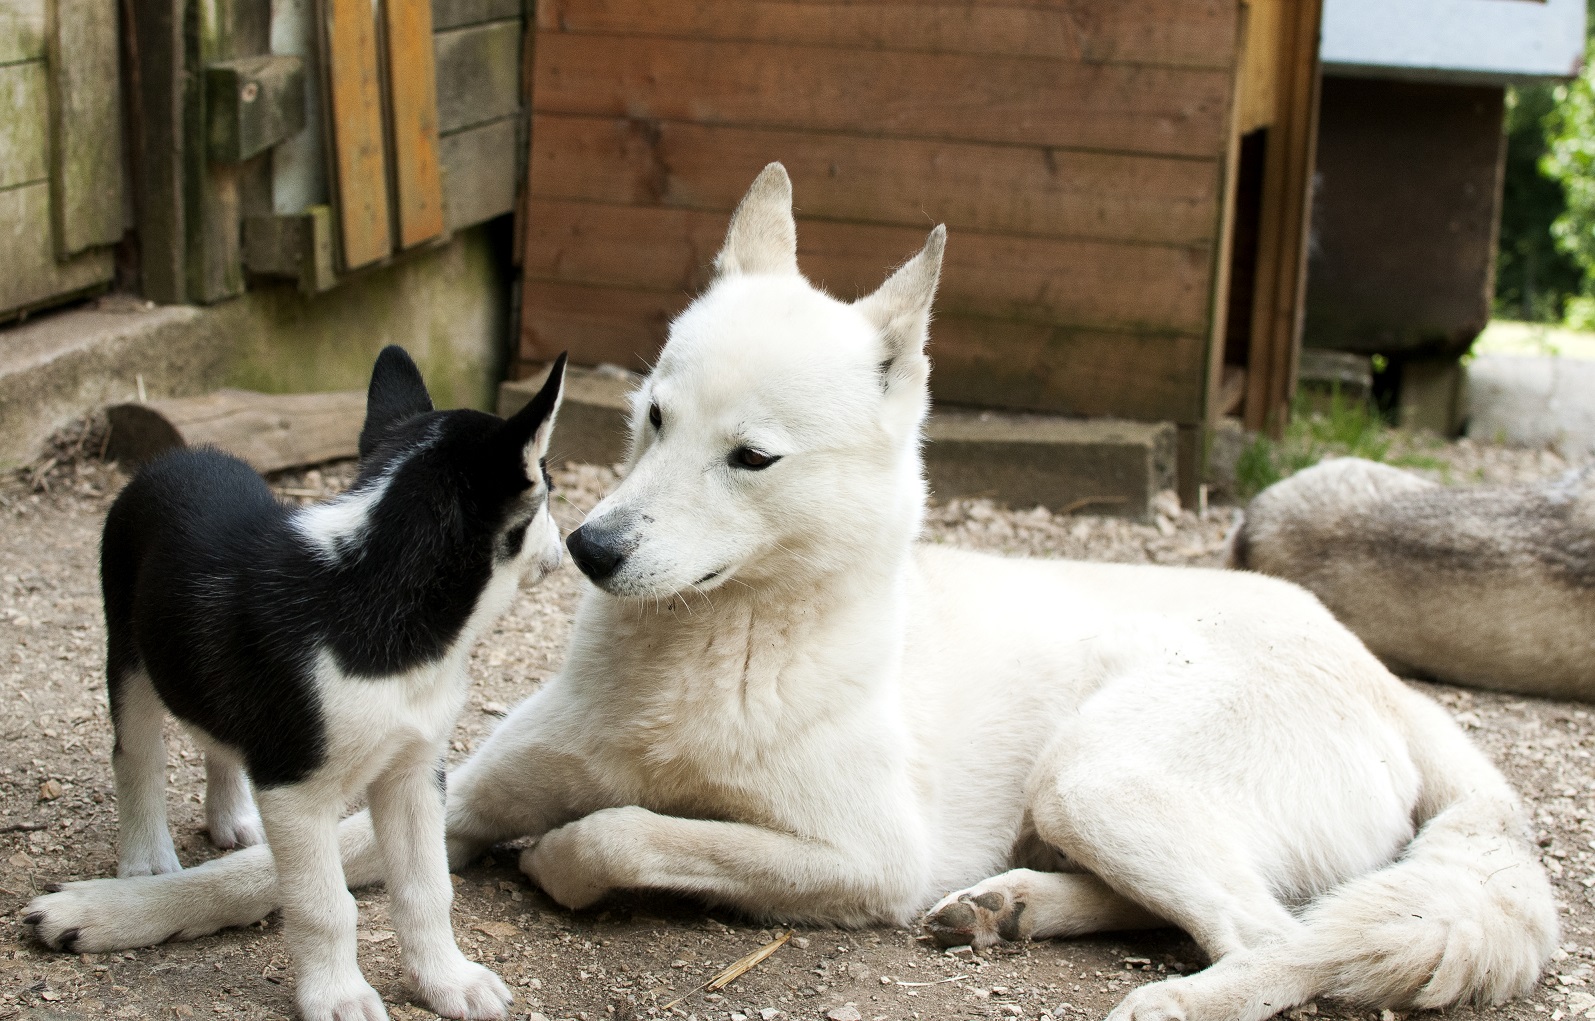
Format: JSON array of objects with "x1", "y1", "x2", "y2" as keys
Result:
[
  {"x1": 792, "y1": 937, "x2": 810, "y2": 950},
  {"x1": 471, "y1": 921, "x2": 521, "y2": 940},
  {"x1": 1001, "y1": 1006, "x2": 1021, "y2": 1017},
  {"x1": 38, "y1": 779, "x2": 62, "y2": 801},
  {"x1": 825, "y1": 1007, "x2": 862, "y2": 1021},
  {"x1": 8, "y1": 851, "x2": 33, "y2": 868},
  {"x1": 731, "y1": 1014, "x2": 748, "y2": 1021},
  {"x1": 759, "y1": 1009, "x2": 783, "y2": 1021}
]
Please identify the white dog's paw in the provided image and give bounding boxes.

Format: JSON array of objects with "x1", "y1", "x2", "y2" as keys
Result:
[
  {"x1": 118, "y1": 838, "x2": 182, "y2": 878},
  {"x1": 205, "y1": 807, "x2": 265, "y2": 850},
  {"x1": 1105, "y1": 979, "x2": 1193, "y2": 1021},
  {"x1": 924, "y1": 881, "x2": 1032, "y2": 949},
  {"x1": 298, "y1": 973, "x2": 389, "y2": 1021},
  {"x1": 24, "y1": 879, "x2": 174, "y2": 952},
  {"x1": 519, "y1": 807, "x2": 647, "y2": 910},
  {"x1": 412, "y1": 957, "x2": 512, "y2": 1020}
]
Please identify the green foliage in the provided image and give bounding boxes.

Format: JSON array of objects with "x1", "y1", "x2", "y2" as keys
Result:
[
  {"x1": 1518, "y1": 0, "x2": 1595, "y2": 323},
  {"x1": 1234, "y1": 391, "x2": 1449, "y2": 499},
  {"x1": 1497, "y1": 85, "x2": 1583, "y2": 321}
]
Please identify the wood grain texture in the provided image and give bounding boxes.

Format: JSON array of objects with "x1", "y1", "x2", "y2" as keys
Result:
[
  {"x1": 529, "y1": 114, "x2": 1222, "y2": 247},
  {"x1": 385, "y1": 0, "x2": 446, "y2": 247},
  {"x1": 0, "y1": 0, "x2": 47, "y2": 63},
  {"x1": 537, "y1": 0, "x2": 1236, "y2": 68},
  {"x1": 531, "y1": 32, "x2": 1232, "y2": 160},
  {"x1": 322, "y1": 0, "x2": 392, "y2": 268},
  {"x1": 0, "y1": 180, "x2": 113, "y2": 317},
  {"x1": 107, "y1": 389, "x2": 367, "y2": 472},
  {"x1": 48, "y1": 0, "x2": 125, "y2": 256},
  {"x1": 441, "y1": 114, "x2": 518, "y2": 230},
  {"x1": 523, "y1": 199, "x2": 1212, "y2": 334},
  {"x1": 433, "y1": 0, "x2": 521, "y2": 31},
  {"x1": 435, "y1": 19, "x2": 522, "y2": 133},
  {"x1": 0, "y1": 62, "x2": 49, "y2": 190},
  {"x1": 518, "y1": 280, "x2": 1204, "y2": 422}
]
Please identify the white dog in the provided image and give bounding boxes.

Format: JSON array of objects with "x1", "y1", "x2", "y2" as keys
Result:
[{"x1": 26, "y1": 166, "x2": 1556, "y2": 1021}]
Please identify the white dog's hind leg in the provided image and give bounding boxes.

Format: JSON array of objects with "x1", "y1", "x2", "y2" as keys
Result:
[
  {"x1": 369, "y1": 748, "x2": 511, "y2": 1021},
  {"x1": 258, "y1": 785, "x2": 387, "y2": 1021},
  {"x1": 198, "y1": 738, "x2": 264, "y2": 850},
  {"x1": 110, "y1": 670, "x2": 181, "y2": 877},
  {"x1": 924, "y1": 868, "x2": 1164, "y2": 950}
]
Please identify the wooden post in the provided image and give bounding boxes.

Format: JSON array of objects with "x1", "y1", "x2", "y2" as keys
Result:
[
  {"x1": 47, "y1": 0, "x2": 125, "y2": 258},
  {"x1": 1242, "y1": 0, "x2": 1323, "y2": 437}
]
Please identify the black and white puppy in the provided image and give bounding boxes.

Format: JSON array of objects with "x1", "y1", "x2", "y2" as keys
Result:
[{"x1": 90, "y1": 346, "x2": 566, "y2": 1021}]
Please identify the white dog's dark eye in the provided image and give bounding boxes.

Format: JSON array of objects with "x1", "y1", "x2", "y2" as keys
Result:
[
  {"x1": 730, "y1": 447, "x2": 780, "y2": 470},
  {"x1": 648, "y1": 403, "x2": 662, "y2": 429}
]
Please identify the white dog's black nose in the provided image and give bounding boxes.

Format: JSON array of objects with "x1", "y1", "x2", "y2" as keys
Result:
[{"x1": 567, "y1": 523, "x2": 627, "y2": 582}]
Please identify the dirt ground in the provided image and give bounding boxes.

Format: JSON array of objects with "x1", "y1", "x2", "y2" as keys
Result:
[{"x1": 1, "y1": 434, "x2": 1592, "y2": 1021}]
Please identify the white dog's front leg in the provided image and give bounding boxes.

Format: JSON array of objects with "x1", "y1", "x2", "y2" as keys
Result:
[
  {"x1": 257, "y1": 787, "x2": 386, "y2": 1021},
  {"x1": 368, "y1": 750, "x2": 511, "y2": 1021},
  {"x1": 521, "y1": 806, "x2": 921, "y2": 926}
]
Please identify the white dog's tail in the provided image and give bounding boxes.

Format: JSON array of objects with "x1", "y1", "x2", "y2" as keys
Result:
[{"x1": 1291, "y1": 690, "x2": 1558, "y2": 1008}]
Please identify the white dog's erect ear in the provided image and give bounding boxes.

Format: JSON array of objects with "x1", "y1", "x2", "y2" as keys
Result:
[
  {"x1": 713, "y1": 163, "x2": 799, "y2": 278},
  {"x1": 855, "y1": 225, "x2": 946, "y2": 370}
]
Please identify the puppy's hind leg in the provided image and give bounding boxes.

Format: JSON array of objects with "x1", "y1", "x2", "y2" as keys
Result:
[
  {"x1": 110, "y1": 668, "x2": 181, "y2": 877},
  {"x1": 196, "y1": 738, "x2": 263, "y2": 850}
]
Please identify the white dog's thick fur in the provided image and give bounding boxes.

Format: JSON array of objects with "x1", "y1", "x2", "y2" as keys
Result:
[
  {"x1": 1230, "y1": 456, "x2": 1595, "y2": 701},
  {"x1": 25, "y1": 166, "x2": 1556, "y2": 1021}
]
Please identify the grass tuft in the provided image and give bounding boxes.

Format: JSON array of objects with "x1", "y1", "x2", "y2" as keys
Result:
[{"x1": 1235, "y1": 389, "x2": 1450, "y2": 499}]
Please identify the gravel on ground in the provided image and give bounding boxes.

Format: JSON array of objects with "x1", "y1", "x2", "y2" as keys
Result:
[{"x1": 1, "y1": 431, "x2": 1592, "y2": 1021}]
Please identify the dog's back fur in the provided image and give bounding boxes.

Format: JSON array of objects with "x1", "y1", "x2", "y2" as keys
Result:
[{"x1": 1230, "y1": 457, "x2": 1595, "y2": 700}]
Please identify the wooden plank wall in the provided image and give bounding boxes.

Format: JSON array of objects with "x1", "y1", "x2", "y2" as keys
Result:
[
  {"x1": 518, "y1": 0, "x2": 1241, "y2": 426},
  {"x1": 0, "y1": 0, "x2": 116, "y2": 319},
  {"x1": 434, "y1": 0, "x2": 524, "y2": 232}
]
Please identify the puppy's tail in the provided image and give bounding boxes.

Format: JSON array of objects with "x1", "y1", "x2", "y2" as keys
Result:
[{"x1": 1291, "y1": 689, "x2": 1557, "y2": 1008}]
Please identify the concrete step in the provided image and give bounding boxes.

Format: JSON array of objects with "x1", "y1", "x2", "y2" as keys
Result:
[{"x1": 501, "y1": 367, "x2": 1176, "y2": 520}]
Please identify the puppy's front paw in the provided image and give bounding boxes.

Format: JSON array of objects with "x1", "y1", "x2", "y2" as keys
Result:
[
  {"x1": 412, "y1": 957, "x2": 512, "y2": 1020},
  {"x1": 298, "y1": 973, "x2": 388, "y2": 1021}
]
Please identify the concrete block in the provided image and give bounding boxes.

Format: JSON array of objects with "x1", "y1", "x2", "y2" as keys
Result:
[
  {"x1": 924, "y1": 409, "x2": 1177, "y2": 520},
  {"x1": 1465, "y1": 353, "x2": 1595, "y2": 459},
  {"x1": 501, "y1": 370, "x2": 1177, "y2": 520}
]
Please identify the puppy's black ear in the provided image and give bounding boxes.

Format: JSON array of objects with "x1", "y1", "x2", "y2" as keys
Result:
[
  {"x1": 494, "y1": 352, "x2": 566, "y2": 481},
  {"x1": 361, "y1": 346, "x2": 434, "y2": 458}
]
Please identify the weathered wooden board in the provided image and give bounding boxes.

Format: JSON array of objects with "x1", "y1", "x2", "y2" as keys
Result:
[
  {"x1": 523, "y1": 199, "x2": 1212, "y2": 334},
  {"x1": 0, "y1": 62, "x2": 49, "y2": 191},
  {"x1": 441, "y1": 115, "x2": 518, "y2": 230},
  {"x1": 385, "y1": 0, "x2": 446, "y2": 248},
  {"x1": 518, "y1": 280, "x2": 1205, "y2": 423},
  {"x1": 435, "y1": 20, "x2": 522, "y2": 133},
  {"x1": 1235, "y1": 0, "x2": 1282, "y2": 134},
  {"x1": 107, "y1": 389, "x2": 367, "y2": 473},
  {"x1": 0, "y1": 181, "x2": 113, "y2": 317},
  {"x1": 0, "y1": 0, "x2": 46, "y2": 63},
  {"x1": 531, "y1": 33, "x2": 1233, "y2": 160},
  {"x1": 528, "y1": 115, "x2": 1223, "y2": 248},
  {"x1": 537, "y1": 0, "x2": 1236, "y2": 69},
  {"x1": 323, "y1": 0, "x2": 392, "y2": 269},
  {"x1": 129, "y1": 0, "x2": 185, "y2": 303},
  {"x1": 433, "y1": 0, "x2": 521, "y2": 31},
  {"x1": 929, "y1": 316, "x2": 1207, "y2": 424},
  {"x1": 48, "y1": 0, "x2": 125, "y2": 257}
]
